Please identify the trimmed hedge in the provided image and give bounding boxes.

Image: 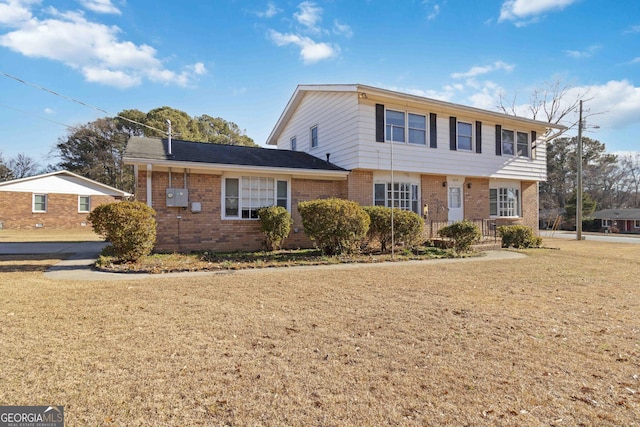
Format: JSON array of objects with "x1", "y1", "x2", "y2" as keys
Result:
[
  {"x1": 363, "y1": 206, "x2": 424, "y2": 252},
  {"x1": 438, "y1": 220, "x2": 481, "y2": 253},
  {"x1": 497, "y1": 225, "x2": 542, "y2": 248},
  {"x1": 88, "y1": 201, "x2": 157, "y2": 262},
  {"x1": 298, "y1": 198, "x2": 370, "y2": 255},
  {"x1": 257, "y1": 205, "x2": 293, "y2": 251}
]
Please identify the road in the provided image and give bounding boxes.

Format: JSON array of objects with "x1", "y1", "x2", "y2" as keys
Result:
[{"x1": 540, "y1": 230, "x2": 640, "y2": 244}]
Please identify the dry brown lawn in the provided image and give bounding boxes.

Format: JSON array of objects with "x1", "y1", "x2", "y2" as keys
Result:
[
  {"x1": 0, "y1": 238, "x2": 638, "y2": 426},
  {"x1": 0, "y1": 228, "x2": 103, "y2": 242}
]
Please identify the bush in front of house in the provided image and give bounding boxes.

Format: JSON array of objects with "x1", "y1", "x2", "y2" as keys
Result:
[
  {"x1": 497, "y1": 225, "x2": 542, "y2": 248},
  {"x1": 438, "y1": 220, "x2": 482, "y2": 253},
  {"x1": 88, "y1": 201, "x2": 157, "y2": 262},
  {"x1": 257, "y1": 205, "x2": 293, "y2": 251},
  {"x1": 298, "y1": 198, "x2": 370, "y2": 255},
  {"x1": 363, "y1": 206, "x2": 424, "y2": 252}
]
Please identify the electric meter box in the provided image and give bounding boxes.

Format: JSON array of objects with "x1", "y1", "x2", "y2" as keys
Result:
[{"x1": 166, "y1": 188, "x2": 189, "y2": 207}]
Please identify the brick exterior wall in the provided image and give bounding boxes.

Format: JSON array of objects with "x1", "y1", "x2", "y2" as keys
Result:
[
  {"x1": 346, "y1": 170, "x2": 373, "y2": 206},
  {"x1": 420, "y1": 175, "x2": 449, "y2": 221},
  {"x1": 0, "y1": 192, "x2": 119, "y2": 229},
  {"x1": 139, "y1": 170, "x2": 348, "y2": 252},
  {"x1": 138, "y1": 169, "x2": 540, "y2": 252}
]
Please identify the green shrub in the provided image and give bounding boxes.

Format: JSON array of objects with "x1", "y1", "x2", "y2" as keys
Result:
[
  {"x1": 88, "y1": 201, "x2": 157, "y2": 262},
  {"x1": 257, "y1": 205, "x2": 293, "y2": 251},
  {"x1": 298, "y1": 198, "x2": 370, "y2": 255},
  {"x1": 497, "y1": 225, "x2": 542, "y2": 248},
  {"x1": 363, "y1": 206, "x2": 424, "y2": 252},
  {"x1": 438, "y1": 220, "x2": 481, "y2": 253}
]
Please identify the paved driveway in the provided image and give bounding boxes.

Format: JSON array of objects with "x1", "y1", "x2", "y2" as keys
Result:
[
  {"x1": 0, "y1": 241, "x2": 108, "y2": 255},
  {"x1": 541, "y1": 230, "x2": 640, "y2": 244}
]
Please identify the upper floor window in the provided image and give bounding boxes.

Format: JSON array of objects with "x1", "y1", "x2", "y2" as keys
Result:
[
  {"x1": 374, "y1": 182, "x2": 419, "y2": 214},
  {"x1": 490, "y1": 187, "x2": 520, "y2": 217},
  {"x1": 386, "y1": 110, "x2": 427, "y2": 145},
  {"x1": 501, "y1": 128, "x2": 529, "y2": 157},
  {"x1": 457, "y1": 121, "x2": 473, "y2": 151},
  {"x1": 386, "y1": 110, "x2": 405, "y2": 142},
  {"x1": 290, "y1": 136, "x2": 297, "y2": 151},
  {"x1": 408, "y1": 113, "x2": 426, "y2": 145},
  {"x1": 33, "y1": 194, "x2": 47, "y2": 212},
  {"x1": 78, "y1": 195, "x2": 91, "y2": 213},
  {"x1": 223, "y1": 177, "x2": 289, "y2": 219},
  {"x1": 310, "y1": 126, "x2": 318, "y2": 148}
]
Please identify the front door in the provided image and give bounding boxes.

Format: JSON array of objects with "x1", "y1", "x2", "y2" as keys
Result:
[{"x1": 448, "y1": 185, "x2": 464, "y2": 222}]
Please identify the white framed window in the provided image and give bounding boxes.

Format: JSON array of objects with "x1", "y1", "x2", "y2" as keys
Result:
[
  {"x1": 490, "y1": 187, "x2": 521, "y2": 217},
  {"x1": 374, "y1": 182, "x2": 420, "y2": 214},
  {"x1": 78, "y1": 195, "x2": 91, "y2": 213},
  {"x1": 457, "y1": 121, "x2": 473, "y2": 151},
  {"x1": 386, "y1": 110, "x2": 405, "y2": 142},
  {"x1": 516, "y1": 131, "x2": 529, "y2": 157},
  {"x1": 33, "y1": 194, "x2": 47, "y2": 212},
  {"x1": 310, "y1": 126, "x2": 318, "y2": 148},
  {"x1": 501, "y1": 128, "x2": 529, "y2": 157},
  {"x1": 634, "y1": 220, "x2": 640, "y2": 228},
  {"x1": 223, "y1": 176, "x2": 289, "y2": 219},
  {"x1": 501, "y1": 129, "x2": 515, "y2": 156},
  {"x1": 408, "y1": 113, "x2": 426, "y2": 145},
  {"x1": 602, "y1": 219, "x2": 611, "y2": 227},
  {"x1": 386, "y1": 110, "x2": 427, "y2": 145},
  {"x1": 290, "y1": 136, "x2": 297, "y2": 151}
]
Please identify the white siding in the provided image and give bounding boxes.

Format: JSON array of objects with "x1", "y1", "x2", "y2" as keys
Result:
[
  {"x1": 354, "y1": 102, "x2": 548, "y2": 181},
  {"x1": 0, "y1": 175, "x2": 123, "y2": 196},
  {"x1": 276, "y1": 91, "x2": 360, "y2": 166}
]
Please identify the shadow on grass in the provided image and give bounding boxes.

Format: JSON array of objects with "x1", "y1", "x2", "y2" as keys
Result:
[{"x1": 0, "y1": 254, "x2": 62, "y2": 273}]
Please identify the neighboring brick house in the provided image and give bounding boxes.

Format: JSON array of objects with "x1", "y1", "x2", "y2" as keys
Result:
[
  {"x1": 0, "y1": 170, "x2": 131, "y2": 230},
  {"x1": 592, "y1": 208, "x2": 640, "y2": 234},
  {"x1": 124, "y1": 84, "x2": 564, "y2": 253}
]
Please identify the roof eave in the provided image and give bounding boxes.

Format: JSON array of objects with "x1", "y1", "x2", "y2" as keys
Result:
[{"x1": 124, "y1": 157, "x2": 349, "y2": 180}]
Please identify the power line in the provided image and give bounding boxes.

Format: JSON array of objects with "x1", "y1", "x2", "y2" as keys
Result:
[
  {"x1": 1, "y1": 70, "x2": 167, "y2": 135},
  {"x1": 1, "y1": 104, "x2": 74, "y2": 129}
]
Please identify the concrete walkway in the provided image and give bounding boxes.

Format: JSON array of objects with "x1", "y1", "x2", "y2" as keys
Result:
[{"x1": 0, "y1": 241, "x2": 527, "y2": 281}]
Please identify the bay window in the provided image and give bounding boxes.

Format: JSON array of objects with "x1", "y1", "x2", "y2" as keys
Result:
[{"x1": 490, "y1": 187, "x2": 521, "y2": 217}]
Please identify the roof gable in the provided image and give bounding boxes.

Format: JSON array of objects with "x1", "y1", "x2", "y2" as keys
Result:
[{"x1": 0, "y1": 170, "x2": 131, "y2": 197}]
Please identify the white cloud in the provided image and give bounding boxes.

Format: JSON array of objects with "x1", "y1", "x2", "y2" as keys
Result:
[
  {"x1": 268, "y1": 30, "x2": 337, "y2": 64},
  {"x1": 571, "y1": 80, "x2": 640, "y2": 129},
  {"x1": 632, "y1": 57, "x2": 640, "y2": 64},
  {"x1": 294, "y1": 1, "x2": 323, "y2": 32},
  {"x1": 43, "y1": 107, "x2": 54, "y2": 114},
  {"x1": 256, "y1": 2, "x2": 280, "y2": 18},
  {"x1": 0, "y1": 0, "x2": 35, "y2": 25},
  {"x1": 333, "y1": 20, "x2": 352, "y2": 37},
  {"x1": 451, "y1": 61, "x2": 515, "y2": 79},
  {"x1": 499, "y1": 0, "x2": 577, "y2": 24},
  {"x1": 79, "y1": 0, "x2": 121, "y2": 15},
  {"x1": 625, "y1": 24, "x2": 640, "y2": 34},
  {"x1": 0, "y1": 3, "x2": 205, "y2": 88},
  {"x1": 564, "y1": 44, "x2": 601, "y2": 59},
  {"x1": 422, "y1": 1, "x2": 441, "y2": 21}
]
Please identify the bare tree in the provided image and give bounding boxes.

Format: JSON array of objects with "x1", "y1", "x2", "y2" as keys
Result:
[
  {"x1": 7, "y1": 153, "x2": 39, "y2": 179},
  {"x1": 618, "y1": 153, "x2": 640, "y2": 207},
  {"x1": 0, "y1": 151, "x2": 13, "y2": 181}
]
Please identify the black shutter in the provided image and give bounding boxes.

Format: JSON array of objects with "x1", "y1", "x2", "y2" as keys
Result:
[
  {"x1": 449, "y1": 116, "x2": 457, "y2": 151},
  {"x1": 429, "y1": 113, "x2": 437, "y2": 148},
  {"x1": 531, "y1": 130, "x2": 537, "y2": 159},
  {"x1": 475, "y1": 121, "x2": 482, "y2": 154},
  {"x1": 495, "y1": 124, "x2": 502, "y2": 156},
  {"x1": 375, "y1": 104, "x2": 385, "y2": 142}
]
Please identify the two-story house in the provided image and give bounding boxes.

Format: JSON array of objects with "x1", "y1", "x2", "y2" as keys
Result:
[{"x1": 124, "y1": 84, "x2": 564, "y2": 252}]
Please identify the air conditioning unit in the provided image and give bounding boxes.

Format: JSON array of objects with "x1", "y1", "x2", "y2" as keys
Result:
[{"x1": 166, "y1": 188, "x2": 189, "y2": 207}]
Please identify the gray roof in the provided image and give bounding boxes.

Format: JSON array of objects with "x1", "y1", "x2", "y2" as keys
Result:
[
  {"x1": 592, "y1": 208, "x2": 640, "y2": 220},
  {"x1": 124, "y1": 137, "x2": 347, "y2": 172}
]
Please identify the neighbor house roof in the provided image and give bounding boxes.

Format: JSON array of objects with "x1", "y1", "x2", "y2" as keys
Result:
[
  {"x1": 124, "y1": 137, "x2": 349, "y2": 179},
  {"x1": 592, "y1": 208, "x2": 640, "y2": 220},
  {"x1": 0, "y1": 170, "x2": 132, "y2": 197},
  {"x1": 266, "y1": 84, "x2": 568, "y2": 146}
]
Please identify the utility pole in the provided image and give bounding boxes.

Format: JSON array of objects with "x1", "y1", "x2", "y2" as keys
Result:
[{"x1": 576, "y1": 100, "x2": 583, "y2": 241}]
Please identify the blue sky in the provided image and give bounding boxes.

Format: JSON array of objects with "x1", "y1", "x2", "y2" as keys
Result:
[{"x1": 0, "y1": 0, "x2": 638, "y2": 165}]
